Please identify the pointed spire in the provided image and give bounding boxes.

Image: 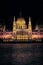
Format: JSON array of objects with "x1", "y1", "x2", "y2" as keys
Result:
[
  {"x1": 14, "y1": 16, "x2": 15, "y2": 21},
  {"x1": 28, "y1": 16, "x2": 32, "y2": 32},
  {"x1": 19, "y1": 11, "x2": 22, "y2": 17},
  {"x1": 13, "y1": 16, "x2": 16, "y2": 25},
  {"x1": 35, "y1": 25, "x2": 39, "y2": 30},
  {"x1": 3, "y1": 25, "x2": 6, "y2": 32},
  {"x1": 29, "y1": 16, "x2": 31, "y2": 21},
  {"x1": 28, "y1": 16, "x2": 31, "y2": 26}
]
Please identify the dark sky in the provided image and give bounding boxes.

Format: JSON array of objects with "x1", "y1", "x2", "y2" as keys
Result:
[{"x1": 0, "y1": 0, "x2": 43, "y2": 30}]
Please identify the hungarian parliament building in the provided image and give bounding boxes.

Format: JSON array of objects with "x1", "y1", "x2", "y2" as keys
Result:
[{"x1": 0, "y1": 16, "x2": 43, "y2": 42}]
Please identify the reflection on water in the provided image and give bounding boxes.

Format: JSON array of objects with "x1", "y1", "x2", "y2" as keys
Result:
[{"x1": 0, "y1": 43, "x2": 43, "y2": 65}]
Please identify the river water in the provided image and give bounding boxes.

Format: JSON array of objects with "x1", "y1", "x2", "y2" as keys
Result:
[{"x1": 0, "y1": 43, "x2": 43, "y2": 65}]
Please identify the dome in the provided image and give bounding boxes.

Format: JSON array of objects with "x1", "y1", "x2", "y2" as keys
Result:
[{"x1": 16, "y1": 18, "x2": 26, "y2": 25}]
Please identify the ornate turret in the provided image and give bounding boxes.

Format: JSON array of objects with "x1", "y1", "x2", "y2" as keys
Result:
[
  {"x1": 13, "y1": 16, "x2": 16, "y2": 33},
  {"x1": 28, "y1": 16, "x2": 32, "y2": 32},
  {"x1": 28, "y1": 17, "x2": 32, "y2": 39},
  {"x1": 35, "y1": 25, "x2": 39, "y2": 30},
  {"x1": 3, "y1": 25, "x2": 6, "y2": 32}
]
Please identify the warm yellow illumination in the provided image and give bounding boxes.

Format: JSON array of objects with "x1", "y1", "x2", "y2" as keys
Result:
[
  {"x1": 13, "y1": 16, "x2": 16, "y2": 33},
  {"x1": 28, "y1": 17, "x2": 32, "y2": 32},
  {"x1": 16, "y1": 18, "x2": 26, "y2": 29},
  {"x1": 0, "y1": 16, "x2": 43, "y2": 41}
]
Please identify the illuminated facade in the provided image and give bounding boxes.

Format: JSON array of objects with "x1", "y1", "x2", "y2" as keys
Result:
[
  {"x1": 12, "y1": 16, "x2": 32, "y2": 40},
  {"x1": 0, "y1": 16, "x2": 43, "y2": 41}
]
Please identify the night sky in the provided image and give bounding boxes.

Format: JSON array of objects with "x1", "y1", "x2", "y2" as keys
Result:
[{"x1": 0, "y1": 0, "x2": 43, "y2": 30}]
